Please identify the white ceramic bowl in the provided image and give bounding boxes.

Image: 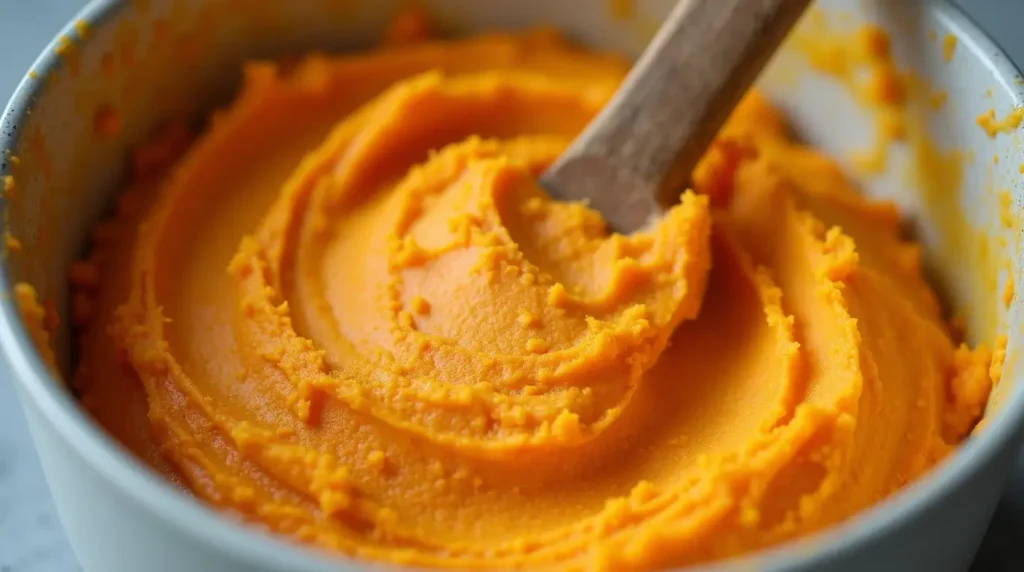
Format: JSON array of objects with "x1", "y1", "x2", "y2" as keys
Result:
[{"x1": 2, "y1": 0, "x2": 1024, "y2": 570}]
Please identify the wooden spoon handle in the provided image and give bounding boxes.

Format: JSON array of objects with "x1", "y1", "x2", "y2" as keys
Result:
[{"x1": 541, "y1": 0, "x2": 811, "y2": 232}]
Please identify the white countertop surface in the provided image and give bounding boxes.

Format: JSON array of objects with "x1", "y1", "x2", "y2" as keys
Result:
[{"x1": 2, "y1": 1, "x2": 1024, "y2": 570}]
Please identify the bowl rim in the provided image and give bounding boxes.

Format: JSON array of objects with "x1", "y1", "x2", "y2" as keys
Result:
[{"x1": 2, "y1": 0, "x2": 1024, "y2": 570}]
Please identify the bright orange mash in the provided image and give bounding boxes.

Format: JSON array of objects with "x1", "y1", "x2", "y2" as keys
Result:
[{"x1": 45, "y1": 27, "x2": 994, "y2": 571}]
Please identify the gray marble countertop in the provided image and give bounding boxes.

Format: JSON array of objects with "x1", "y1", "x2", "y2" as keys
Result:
[{"x1": 2, "y1": 1, "x2": 1024, "y2": 571}]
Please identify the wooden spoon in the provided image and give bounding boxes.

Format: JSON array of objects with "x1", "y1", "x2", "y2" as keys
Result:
[{"x1": 540, "y1": 0, "x2": 812, "y2": 233}]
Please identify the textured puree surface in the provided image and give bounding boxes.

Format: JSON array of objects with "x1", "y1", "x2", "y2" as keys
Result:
[{"x1": 14, "y1": 21, "x2": 997, "y2": 571}]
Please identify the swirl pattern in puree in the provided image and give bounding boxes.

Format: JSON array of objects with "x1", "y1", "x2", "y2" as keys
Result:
[{"x1": 55, "y1": 26, "x2": 996, "y2": 571}]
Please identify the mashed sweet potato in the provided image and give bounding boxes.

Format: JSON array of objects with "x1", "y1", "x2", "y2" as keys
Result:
[{"x1": 23, "y1": 25, "x2": 993, "y2": 571}]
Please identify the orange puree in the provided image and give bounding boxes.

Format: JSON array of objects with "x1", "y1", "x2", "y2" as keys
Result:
[{"x1": 39, "y1": 27, "x2": 994, "y2": 571}]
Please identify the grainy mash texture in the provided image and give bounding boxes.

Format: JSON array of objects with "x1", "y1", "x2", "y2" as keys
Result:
[{"x1": 15, "y1": 23, "x2": 996, "y2": 571}]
